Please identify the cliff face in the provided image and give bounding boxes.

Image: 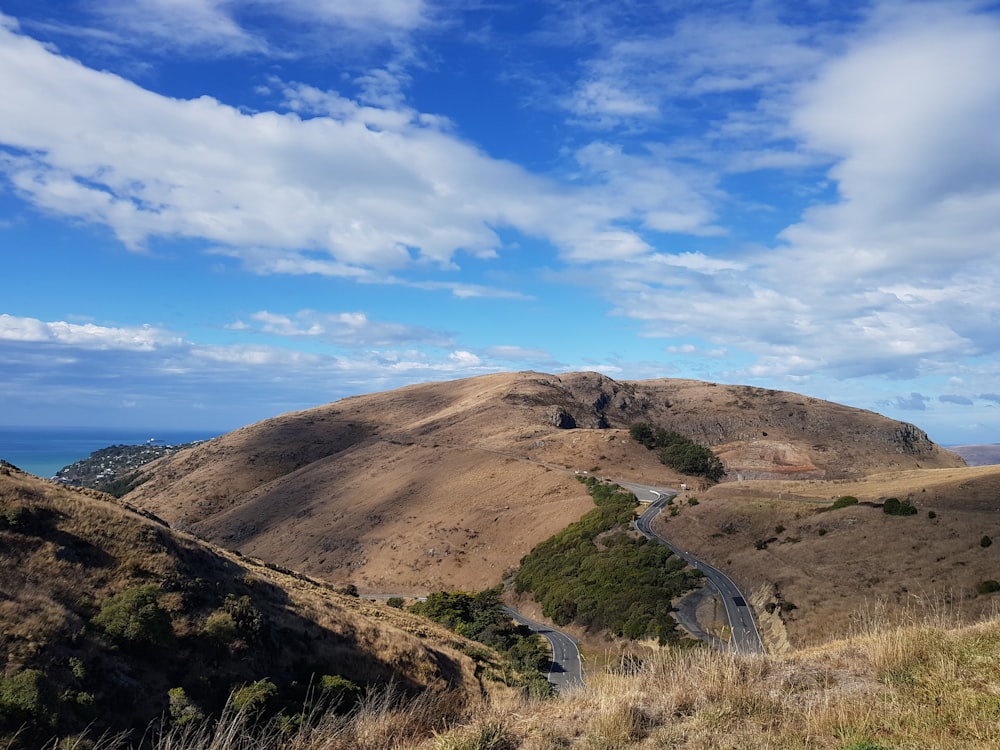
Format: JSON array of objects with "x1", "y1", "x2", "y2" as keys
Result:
[
  {"x1": 534, "y1": 373, "x2": 957, "y2": 479},
  {"x1": 123, "y1": 371, "x2": 963, "y2": 591}
]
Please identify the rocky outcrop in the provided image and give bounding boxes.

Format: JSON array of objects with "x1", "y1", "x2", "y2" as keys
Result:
[{"x1": 550, "y1": 407, "x2": 577, "y2": 429}]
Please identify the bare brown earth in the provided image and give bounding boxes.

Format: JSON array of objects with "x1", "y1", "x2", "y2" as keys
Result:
[{"x1": 123, "y1": 371, "x2": 980, "y2": 644}]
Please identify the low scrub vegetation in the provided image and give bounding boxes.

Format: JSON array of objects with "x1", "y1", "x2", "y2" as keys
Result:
[
  {"x1": 882, "y1": 497, "x2": 918, "y2": 515},
  {"x1": 0, "y1": 471, "x2": 472, "y2": 749},
  {"x1": 629, "y1": 423, "x2": 725, "y2": 482},
  {"x1": 27, "y1": 612, "x2": 1000, "y2": 749},
  {"x1": 409, "y1": 588, "x2": 551, "y2": 695},
  {"x1": 514, "y1": 477, "x2": 703, "y2": 643}
]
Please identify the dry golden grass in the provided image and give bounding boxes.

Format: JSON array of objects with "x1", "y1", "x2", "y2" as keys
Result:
[
  {"x1": 59, "y1": 611, "x2": 1000, "y2": 750},
  {"x1": 655, "y1": 465, "x2": 1000, "y2": 647},
  {"x1": 122, "y1": 371, "x2": 961, "y2": 596},
  {"x1": 0, "y1": 466, "x2": 500, "y2": 745}
]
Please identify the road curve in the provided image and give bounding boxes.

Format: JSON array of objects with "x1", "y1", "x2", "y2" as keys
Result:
[
  {"x1": 618, "y1": 481, "x2": 765, "y2": 654},
  {"x1": 503, "y1": 606, "x2": 585, "y2": 691}
]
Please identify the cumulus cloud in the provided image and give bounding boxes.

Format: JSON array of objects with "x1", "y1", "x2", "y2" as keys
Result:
[
  {"x1": 0, "y1": 314, "x2": 180, "y2": 350},
  {"x1": 0, "y1": 19, "x2": 720, "y2": 282},
  {"x1": 232, "y1": 310, "x2": 454, "y2": 348},
  {"x1": 591, "y1": 3, "x2": 1000, "y2": 383}
]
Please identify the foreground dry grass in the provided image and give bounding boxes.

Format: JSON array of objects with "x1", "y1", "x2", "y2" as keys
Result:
[{"x1": 66, "y1": 610, "x2": 1000, "y2": 750}]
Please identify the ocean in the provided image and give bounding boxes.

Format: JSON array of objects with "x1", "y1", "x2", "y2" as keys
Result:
[{"x1": 0, "y1": 426, "x2": 224, "y2": 479}]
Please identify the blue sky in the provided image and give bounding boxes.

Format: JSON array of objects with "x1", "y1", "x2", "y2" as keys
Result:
[{"x1": 1, "y1": 1, "x2": 999, "y2": 445}]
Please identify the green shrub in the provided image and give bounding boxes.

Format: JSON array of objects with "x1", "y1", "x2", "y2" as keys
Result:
[
  {"x1": 882, "y1": 497, "x2": 917, "y2": 516},
  {"x1": 981, "y1": 535, "x2": 993, "y2": 548},
  {"x1": 230, "y1": 679, "x2": 277, "y2": 714},
  {"x1": 0, "y1": 669, "x2": 56, "y2": 730},
  {"x1": 928, "y1": 510, "x2": 937, "y2": 519},
  {"x1": 410, "y1": 588, "x2": 552, "y2": 690},
  {"x1": 92, "y1": 584, "x2": 174, "y2": 647},
  {"x1": 977, "y1": 580, "x2": 1000, "y2": 595},
  {"x1": 629, "y1": 423, "x2": 725, "y2": 482},
  {"x1": 386, "y1": 596, "x2": 405, "y2": 609},
  {"x1": 319, "y1": 674, "x2": 361, "y2": 709},
  {"x1": 167, "y1": 686, "x2": 204, "y2": 726},
  {"x1": 514, "y1": 481, "x2": 701, "y2": 643},
  {"x1": 68, "y1": 656, "x2": 86, "y2": 681},
  {"x1": 223, "y1": 593, "x2": 263, "y2": 640},
  {"x1": 202, "y1": 610, "x2": 238, "y2": 644},
  {"x1": 831, "y1": 496, "x2": 858, "y2": 509}
]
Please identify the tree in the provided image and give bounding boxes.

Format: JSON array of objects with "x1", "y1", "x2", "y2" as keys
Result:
[{"x1": 92, "y1": 584, "x2": 174, "y2": 647}]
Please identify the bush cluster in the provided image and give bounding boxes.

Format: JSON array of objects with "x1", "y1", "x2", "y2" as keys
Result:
[
  {"x1": 882, "y1": 498, "x2": 918, "y2": 516},
  {"x1": 514, "y1": 478, "x2": 702, "y2": 643},
  {"x1": 629, "y1": 424, "x2": 725, "y2": 482},
  {"x1": 409, "y1": 588, "x2": 551, "y2": 693},
  {"x1": 91, "y1": 584, "x2": 174, "y2": 648}
]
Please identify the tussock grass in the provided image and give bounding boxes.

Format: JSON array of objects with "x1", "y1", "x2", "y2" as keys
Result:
[{"x1": 36, "y1": 612, "x2": 1000, "y2": 749}]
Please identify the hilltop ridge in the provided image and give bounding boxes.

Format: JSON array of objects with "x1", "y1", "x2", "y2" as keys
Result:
[{"x1": 123, "y1": 371, "x2": 964, "y2": 604}]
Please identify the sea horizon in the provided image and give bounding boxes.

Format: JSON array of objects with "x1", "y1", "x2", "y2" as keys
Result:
[{"x1": 0, "y1": 425, "x2": 225, "y2": 479}]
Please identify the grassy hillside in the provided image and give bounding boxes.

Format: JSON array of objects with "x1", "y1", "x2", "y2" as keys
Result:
[
  {"x1": 122, "y1": 371, "x2": 962, "y2": 598},
  {"x1": 657, "y1": 465, "x2": 1000, "y2": 647},
  {"x1": 0, "y1": 463, "x2": 498, "y2": 748},
  {"x1": 20, "y1": 609, "x2": 1000, "y2": 749}
]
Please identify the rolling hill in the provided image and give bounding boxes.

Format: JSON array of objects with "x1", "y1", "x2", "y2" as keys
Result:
[
  {"x1": 0, "y1": 462, "x2": 497, "y2": 746},
  {"x1": 121, "y1": 372, "x2": 972, "y2": 624}
]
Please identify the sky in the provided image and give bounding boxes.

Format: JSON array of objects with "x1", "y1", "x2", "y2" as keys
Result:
[{"x1": 1, "y1": 0, "x2": 999, "y2": 446}]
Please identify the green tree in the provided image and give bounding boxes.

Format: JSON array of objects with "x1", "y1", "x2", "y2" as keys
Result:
[
  {"x1": 882, "y1": 498, "x2": 917, "y2": 516},
  {"x1": 629, "y1": 423, "x2": 725, "y2": 482},
  {"x1": 0, "y1": 669, "x2": 56, "y2": 731},
  {"x1": 92, "y1": 584, "x2": 174, "y2": 647}
]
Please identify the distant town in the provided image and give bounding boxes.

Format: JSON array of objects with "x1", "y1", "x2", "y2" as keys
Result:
[{"x1": 54, "y1": 440, "x2": 203, "y2": 495}]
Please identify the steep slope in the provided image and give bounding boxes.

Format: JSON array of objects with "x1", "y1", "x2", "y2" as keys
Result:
[
  {"x1": 0, "y1": 462, "x2": 491, "y2": 747},
  {"x1": 124, "y1": 372, "x2": 962, "y2": 596}
]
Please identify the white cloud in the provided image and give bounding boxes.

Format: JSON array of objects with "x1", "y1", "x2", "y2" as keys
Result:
[
  {"x1": 86, "y1": 0, "x2": 430, "y2": 56},
  {"x1": 1, "y1": 20, "x2": 715, "y2": 279},
  {"x1": 582, "y1": 3, "x2": 1000, "y2": 385},
  {"x1": 233, "y1": 310, "x2": 454, "y2": 347},
  {"x1": 94, "y1": 0, "x2": 268, "y2": 55},
  {"x1": 0, "y1": 314, "x2": 180, "y2": 350}
]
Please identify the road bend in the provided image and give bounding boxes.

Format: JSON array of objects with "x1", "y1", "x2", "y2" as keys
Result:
[
  {"x1": 618, "y1": 481, "x2": 765, "y2": 655},
  {"x1": 503, "y1": 606, "x2": 585, "y2": 691}
]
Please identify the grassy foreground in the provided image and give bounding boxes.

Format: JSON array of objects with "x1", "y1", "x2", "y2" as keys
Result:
[{"x1": 47, "y1": 609, "x2": 1000, "y2": 750}]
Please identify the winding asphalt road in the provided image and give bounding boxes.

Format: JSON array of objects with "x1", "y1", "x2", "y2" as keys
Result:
[
  {"x1": 503, "y1": 606, "x2": 584, "y2": 690},
  {"x1": 619, "y1": 481, "x2": 765, "y2": 654}
]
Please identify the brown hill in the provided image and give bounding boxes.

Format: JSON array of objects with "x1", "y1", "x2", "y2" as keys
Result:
[
  {"x1": 950, "y1": 443, "x2": 1000, "y2": 466},
  {"x1": 124, "y1": 371, "x2": 963, "y2": 600},
  {"x1": 0, "y1": 462, "x2": 493, "y2": 746},
  {"x1": 659, "y1": 465, "x2": 1000, "y2": 648}
]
